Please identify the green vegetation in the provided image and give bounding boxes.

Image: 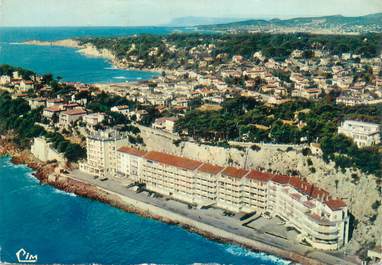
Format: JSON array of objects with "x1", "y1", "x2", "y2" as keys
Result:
[
  {"x1": 0, "y1": 92, "x2": 86, "y2": 162},
  {"x1": 44, "y1": 132, "x2": 86, "y2": 162},
  {"x1": 80, "y1": 32, "x2": 382, "y2": 65},
  {"x1": 87, "y1": 92, "x2": 159, "y2": 128},
  {"x1": 0, "y1": 64, "x2": 36, "y2": 80},
  {"x1": 87, "y1": 92, "x2": 133, "y2": 113},
  {"x1": 175, "y1": 96, "x2": 382, "y2": 176},
  {"x1": 0, "y1": 92, "x2": 44, "y2": 147}
]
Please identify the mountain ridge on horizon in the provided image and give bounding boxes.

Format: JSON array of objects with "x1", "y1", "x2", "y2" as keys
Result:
[{"x1": 192, "y1": 12, "x2": 382, "y2": 33}]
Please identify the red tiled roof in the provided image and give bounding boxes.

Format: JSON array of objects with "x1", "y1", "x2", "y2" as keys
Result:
[
  {"x1": 221, "y1": 167, "x2": 249, "y2": 178},
  {"x1": 62, "y1": 109, "x2": 86, "y2": 116},
  {"x1": 64, "y1": 103, "x2": 79, "y2": 108},
  {"x1": 288, "y1": 176, "x2": 330, "y2": 200},
  {"x1": 144, "y1": 151, "x2": 202, "y2": 171},
  {"x1": 325, "y1": 199, "x2": 347, "y2": 210},
  {"x1": 271, "y1": 174, "x2": 290, "y2": 184},
  {"x1": 44, "y1": 106, "x2": 62, "y2": 112},
  {"x1": 47, "y1": 98, "x2": 64, "y2": 103},
  {"x1": 311, "y1": 187, "x2": 330, "y2": 201},
  {"x1": 118, "y1": 146, "x2": 147, "y2": 157},
  {"x1": 247, "y1": 170, "x2": 274, "y2": 182},
  {"x1": 198, "y1": 163, "x2": 224, "y2": 175},
  {"x1": 289, "y1": 176, "x2": 313, "y2": 194}
]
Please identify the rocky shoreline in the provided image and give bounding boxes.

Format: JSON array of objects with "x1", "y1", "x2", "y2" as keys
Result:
[
  {"x1": 23, "y1": 39, "x2": 169, "y2": 77},
  {"x1": 0, "y1": 137, "x2": 332, "y2": 265},
  {"x1": 0, "y1": 138, "x2": 56, "y2": 182}
]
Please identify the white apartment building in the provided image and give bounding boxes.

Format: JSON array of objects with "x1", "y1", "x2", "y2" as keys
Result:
[
  {"x1": 116, "y1": 146, "x2": 147, "y2": 183},
  {"x1": 142, "y1": 151, "x2": 203, "y2": 203},
  {"x1": 193, "y1": 163, "x2": 223, "y2": 206},
  {"x1": 80, "y1": 130, "x2": 130, "y2": 176},
  {"x1": 217, "y1": 167, "x2": 249, "y2": 212},
  {"x1": 113, "y1": 146, "x2": 349, "y2": 250},
  {"x1": 338, "y1": 120, "x2": 381, "y2": 147},
  {"x1": 267, "y1": 175, "x2": 349, "y2": 250}
]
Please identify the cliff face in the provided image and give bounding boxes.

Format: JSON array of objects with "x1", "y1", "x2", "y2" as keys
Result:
[
  {"x1": 23, "y1": 39, "x2": 119, "y2": 65},
  {"x1": 77, "y1": 44, "x2": 116, "y2": 62},
  {"x1": 140, "y1": 128, "x2": 381, "y2": 255}
]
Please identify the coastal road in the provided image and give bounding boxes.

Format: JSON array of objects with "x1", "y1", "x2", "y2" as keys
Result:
[{"x1": 69, "y1": 170, "x2": 358, "y2": 265}]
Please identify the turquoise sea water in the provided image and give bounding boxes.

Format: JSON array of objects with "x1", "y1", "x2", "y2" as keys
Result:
[
  {"x1": 0, "y1": 27, "x2": 289, "y2": 264},
  {"x1": 0, "y1": 157, "x2": 289, "y2": 265},
  {"x1": 0, "y1": 27, "x2": 172, "y2": 83}
]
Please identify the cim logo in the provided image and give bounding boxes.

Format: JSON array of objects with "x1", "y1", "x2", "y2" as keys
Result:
[{"x1": 16, "y1": 248, "x2": 38, "y2": 263}]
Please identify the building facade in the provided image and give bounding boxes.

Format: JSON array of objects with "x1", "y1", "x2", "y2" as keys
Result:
[
  {"x1": 112, "y1": 146, "x2": 349, "y2": 250},
  {"x1": 338, "y1": 120, "x2": 381, "y2": 147},
  {"x1": 59, "y1": 108, "x2": 87, "y2": 127},
  {"x1": 79, "y1": 130, "x2": 130, "y2": 176}
]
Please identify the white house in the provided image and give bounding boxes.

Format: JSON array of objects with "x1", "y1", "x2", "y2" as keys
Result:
[
  {"x1": 111, "y1": 105, "x2": 130, "y2": 116},
  {"x1": 152, "y1": 117, "x2": 178, "y2": 133},
  {"x1": 338, "y1": 120, "x2": 380, "y2": 147}
]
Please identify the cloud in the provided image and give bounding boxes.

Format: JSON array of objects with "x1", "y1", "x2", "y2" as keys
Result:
[{"x1": 0, "y1": 0, "x2": 381, "y2": 26}]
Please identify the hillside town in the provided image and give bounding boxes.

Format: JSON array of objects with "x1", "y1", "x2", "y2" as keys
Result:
[{"x1": 0, "y1": 34, "x2": 381, "y2": 264}]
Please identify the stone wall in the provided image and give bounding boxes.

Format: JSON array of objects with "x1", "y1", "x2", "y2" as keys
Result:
[
  {"x1": 31, "y1": 137, "x2": 66, "y2": 164},
  {"x1": 139, "y1": 126, "x2": 382, "y2": 255}
]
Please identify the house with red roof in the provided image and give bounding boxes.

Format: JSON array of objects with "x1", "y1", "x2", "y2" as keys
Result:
[
  {"x1": 59, "y1": 108, "x2": 87, "y2": 127},
  {"x1": 42, "y1": 105, "x2": 63, "y2": 119}
]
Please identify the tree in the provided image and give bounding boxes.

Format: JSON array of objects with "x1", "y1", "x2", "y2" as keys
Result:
[{"x1": 64, "y1": 143, "x2": 86, "y2": 162}]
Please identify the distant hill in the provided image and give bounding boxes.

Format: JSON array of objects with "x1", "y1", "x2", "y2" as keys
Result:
[
  {"x1": 197, "y1": 13, "x2": 382, "y2": 33},
  {"x1": 166, "y1": 16, "x2": 245, "y2": 27}
]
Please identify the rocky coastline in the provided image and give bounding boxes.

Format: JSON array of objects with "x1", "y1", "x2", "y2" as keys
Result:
[
  {"x1": 23, "y1": 39, "x2": 169, "y2": 77},
  {"x1": 0, "y1": 137, "x2": 334, "y2": 265},
  {"x1": 0, "y1": 137, "x2": 56, "y2": 182}
]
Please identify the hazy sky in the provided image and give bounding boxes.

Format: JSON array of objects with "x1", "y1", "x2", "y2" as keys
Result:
[{"x1": 1, "y1": 0, "x2": 382, "y2": 26}]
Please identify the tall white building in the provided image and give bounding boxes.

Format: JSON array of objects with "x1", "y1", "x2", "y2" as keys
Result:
[
  {"x1": 267, "y1": 175, "x2": 349, "y2": 250},
  {"x1": 114, "y1": 146, "x2": 349, "y2": 250},
  {"x1": 338, "y1": 120, "x2": 380, "y2": 147},
  {"x1": 80, "y1": 130, "x2": 130, "y2": 176}
]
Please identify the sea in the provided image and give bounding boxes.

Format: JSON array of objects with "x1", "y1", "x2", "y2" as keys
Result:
[
  {"x1": 0, "y1": 157, "x2": 289, "y2": 265},
  {"x1": 0, "y1": 27, "x2": 176, "y2": 83},
  {"x1": 0, "y1": 27, "x2": 289, "y2": 265}
]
